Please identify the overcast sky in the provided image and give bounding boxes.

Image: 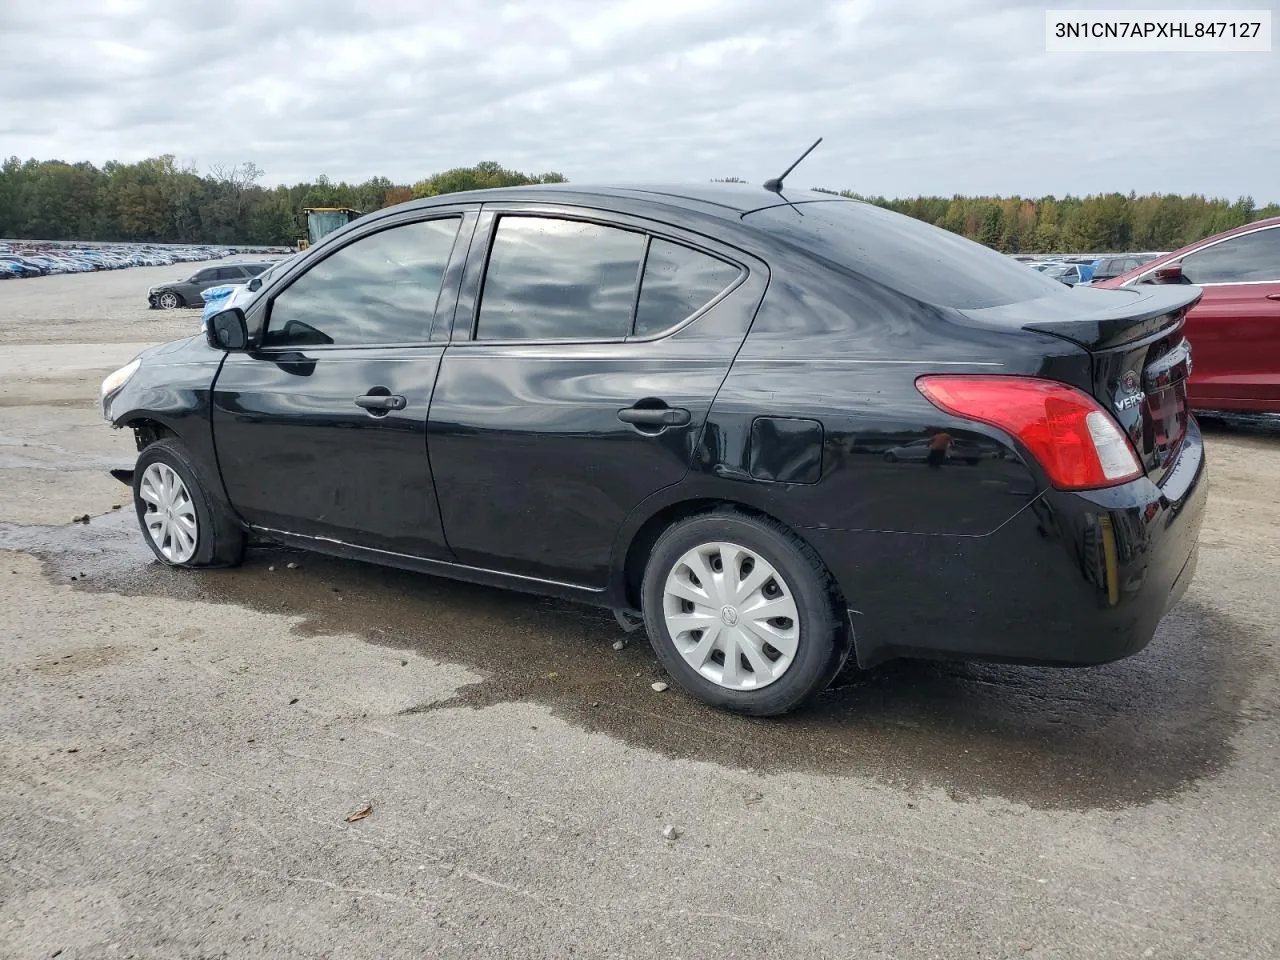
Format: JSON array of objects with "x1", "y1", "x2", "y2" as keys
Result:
[{"x1": 1, "y1": 0, "x2": 1275, "y2": 199}]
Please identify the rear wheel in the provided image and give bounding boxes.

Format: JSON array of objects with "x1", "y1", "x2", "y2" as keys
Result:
[
  {"x1": 157, "y1": 291, "x2": 182, "y2": 309},
  {"x1": 640, "y1": 511, "x2": 848, "y2": 716},
  {"x1": 133, "y1": 439, "x2": 245, "y2": 568}
]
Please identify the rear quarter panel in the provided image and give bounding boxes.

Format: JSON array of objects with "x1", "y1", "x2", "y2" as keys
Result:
[{"x1": 683, "y1": 256, "x2": 1083, "y2": 536}]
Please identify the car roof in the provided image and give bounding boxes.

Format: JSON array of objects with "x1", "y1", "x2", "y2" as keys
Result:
[{"x1": 399, "y1": 182, "x2": 852, "y2": 223}]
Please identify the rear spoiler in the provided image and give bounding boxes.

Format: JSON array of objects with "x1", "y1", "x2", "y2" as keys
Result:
[{"x1": 1021, "y1": 284, "x2": 1203, "y2": 351}]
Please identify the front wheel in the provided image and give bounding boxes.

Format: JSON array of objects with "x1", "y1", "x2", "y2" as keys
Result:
[
  {"x1": 156, "y1": 291, "x2": 182, "y2": 309},
  {"x1": 640, "y1": 511, "x2": 848, "y2": 716},
  {"x1": 133, "y1": 439, "x2": 245, "y2": 568}
]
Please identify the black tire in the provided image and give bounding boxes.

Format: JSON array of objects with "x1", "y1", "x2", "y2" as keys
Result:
[
  {"x1": 132, "y1": 438, "x2": 246, "y2": 568},
  {"x1": 640, "y1": 510, "x2": 849, "y2": 716}
]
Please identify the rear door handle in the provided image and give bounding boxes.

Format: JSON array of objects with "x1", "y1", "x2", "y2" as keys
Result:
[
  {"x1": 618, "y1": 406, "x2": 691, "y2": 427},
  {"x1": 355, "y1": 394, "x2": 406, "y2": 411},
  {"x1": 1266, "y1": 293, "x2": 1280, "y2": 301}
]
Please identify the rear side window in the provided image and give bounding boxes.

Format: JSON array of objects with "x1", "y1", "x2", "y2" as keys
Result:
[
  {"x1": 634, "y1": 239, "x2": 741, "y2": 337},
  {"x1": 747, "y1": 201, "x2": 1066, "y2": 309},
  {"x1": 477, "y1": 217, "x2": 645, "y2": 340},
  {"x1": 215, "y1": 267, "x2": 245, "y2": 281},
  {"x1": 265, "y1": 217, "x2": 460, "y2": 347},
  {"x1": 1180, "y1": 226, "x2": 1280, "y2": 283}
]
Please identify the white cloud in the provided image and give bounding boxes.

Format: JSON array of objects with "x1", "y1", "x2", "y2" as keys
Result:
[{"x1": 1, "y1": 0, "x2": 1275, "y2": 199}]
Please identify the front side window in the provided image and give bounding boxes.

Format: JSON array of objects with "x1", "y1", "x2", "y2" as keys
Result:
[
  {"x1": 477, "y1": 217, "x2": 646, "y2": 341},
  {"x1": 1180, "y1": 227, "x2": 1280, "y2": 284},
  {"x1": 633, "y1": 239, "x2": 741, "y2": 337},
  {"x1": 265, "y1": 218, "x2": 460, "y2": 347}
]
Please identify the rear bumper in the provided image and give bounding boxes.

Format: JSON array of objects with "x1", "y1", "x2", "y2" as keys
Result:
[{"x1": 808, "y1": 418, "x2": 1208, "y2": 669}]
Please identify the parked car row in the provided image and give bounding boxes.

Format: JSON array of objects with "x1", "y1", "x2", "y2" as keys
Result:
[
  {"x1": 1020, "y1": 253, "x2": 1163, "y2": 286},
  {"x1": 0, "y1": 241, "x2": 236, "y2": 280}
]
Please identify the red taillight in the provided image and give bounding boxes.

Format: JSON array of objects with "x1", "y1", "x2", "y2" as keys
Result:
[{"x1": 916, "y1": 376, "x2": 1143, "y2": 490}]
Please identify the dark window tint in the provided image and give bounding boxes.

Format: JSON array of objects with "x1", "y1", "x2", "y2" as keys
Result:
[
  {"x1": 633, "y1": 239, "x2": 740, "y2": 337},
  {"x1": 215, "y1": 267, "x2": 245, "y2": 281},
  {"x1": 1180, "y1": 227, "x2": 1280, "y2": 283},
  {"x1": 265, "y1": 218, "x2": 459, "y2": 347},
  {"x1": 242, "y1": 263, "x2": 271, "y2": 276},
  {"x1": 194, "y1": 268, "x2": 218, "y2": 282},
  {"x1": 477, "y1": 217, "x2": 645, "y2": 340},
  {"x1": 748, "y1": 201, "x2": 1066, "y2": 309}
]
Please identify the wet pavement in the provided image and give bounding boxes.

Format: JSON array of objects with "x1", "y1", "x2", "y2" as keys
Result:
[{"x1": 0, "y1": 507, "x2": 1264, "y2": 812}]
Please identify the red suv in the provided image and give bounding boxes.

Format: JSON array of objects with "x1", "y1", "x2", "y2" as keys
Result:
[{"x1": 1094, "y1": 217, "x2": 1280, "y2": 414}]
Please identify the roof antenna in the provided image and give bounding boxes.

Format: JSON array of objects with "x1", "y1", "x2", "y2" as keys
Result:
[{"x1": 763, "y1": 137, "x2": 823, "y2": 194}]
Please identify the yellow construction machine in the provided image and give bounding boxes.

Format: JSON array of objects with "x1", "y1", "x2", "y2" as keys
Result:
[{"x1": 297, "y1": 207, "x2": 362, "y2": 250}]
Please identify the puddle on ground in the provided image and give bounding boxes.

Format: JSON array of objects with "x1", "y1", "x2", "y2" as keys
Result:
[{"x1": 0, "y1": 509, "x2": 1265, "y2": 811}]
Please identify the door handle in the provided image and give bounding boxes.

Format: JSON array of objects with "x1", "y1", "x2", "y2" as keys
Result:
[
  {"x1": 1266, "y1": 293, "x2": 1280, "y2": 301},
  {"x1": 354, "y1": 394, "x2": 407, "y2": 411},
  {"x1": 618, "y1": 406, "x2": 691, "y2": 426}
]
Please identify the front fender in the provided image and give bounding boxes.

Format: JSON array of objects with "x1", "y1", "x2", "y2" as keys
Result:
[{"x1": 103, "y1": 336, "x2": 229, "y2": 506}]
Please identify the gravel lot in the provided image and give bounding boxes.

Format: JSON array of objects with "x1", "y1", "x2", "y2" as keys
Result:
[{"x1": 1, "y1": 266, "x2": 1279, "y2": 959}]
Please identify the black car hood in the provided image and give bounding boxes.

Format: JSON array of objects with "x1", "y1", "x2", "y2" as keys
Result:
[{"x1": 136, "y1": 334, "x2": 208, "y2": 364}]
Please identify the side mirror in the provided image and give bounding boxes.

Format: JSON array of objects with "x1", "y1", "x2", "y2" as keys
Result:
[
  {"x1": 247, "y1": 277, "x2": 263, "y2": 293},
  {"x1": 1151, "y1": 263, "x2": 1184, "y2": 284},
  {"x1": 206, "y1": 307, "x2": 249, "y2": 351}
]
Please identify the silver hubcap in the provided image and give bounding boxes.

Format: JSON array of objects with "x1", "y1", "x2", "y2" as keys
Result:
[
  {"x1": 159, "y1": 293, "x2": 178, "y2": 309},
  {"x1": 139, "y1": 463, "x2": 198, "y2": 563},
  {"x1": 662, "y1": 541, "x2": 800, "y2": 691}
]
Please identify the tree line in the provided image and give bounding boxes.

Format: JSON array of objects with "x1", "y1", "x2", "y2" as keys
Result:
[
  {"x1": 2, "y1": 155, "x2": 1274, "y2": 254},
  {"x1": 0, "y1": 157, "x2": 566, "y2": 247},
  {"x1": 811, "y1": 188, "x2": 1277, "y2": 254}
]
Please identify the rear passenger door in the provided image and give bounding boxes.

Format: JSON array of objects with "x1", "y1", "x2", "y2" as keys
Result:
[{"x1": 426, "y1": 206, "x2": 768, "y2": 586}]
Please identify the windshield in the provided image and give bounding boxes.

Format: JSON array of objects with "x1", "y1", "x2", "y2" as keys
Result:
[{"x1": 747, "y1": 200, "x2": 1067, "y2": 309}]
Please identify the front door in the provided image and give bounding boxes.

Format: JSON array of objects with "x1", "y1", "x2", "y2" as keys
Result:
[
  {"x1": 211, "y1": 212, "x2": 471, "y2": 558},
  {"x1": 1179, "y1": 224, "x2": 1280, "y2": 410},
  {"x1": 427, "y1": 209, "x2": 766, "y2": 586}
]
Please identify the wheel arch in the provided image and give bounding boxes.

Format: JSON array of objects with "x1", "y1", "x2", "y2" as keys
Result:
[
  {"x1": 611, "y1": 493, "x2": 850, "y2": 622},
  {"x1": 116, "y1": 414, "x2": 178, "y2": 452}
]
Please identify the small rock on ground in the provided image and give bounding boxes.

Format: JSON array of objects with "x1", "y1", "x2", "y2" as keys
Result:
[{"x1": 651, "y1": 682, "x2": 669, "y2": 693}]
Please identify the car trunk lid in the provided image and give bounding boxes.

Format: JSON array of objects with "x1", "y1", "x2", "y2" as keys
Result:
[{"x1": 961, "y1": 285, "x2": 1202, "y2": 485}]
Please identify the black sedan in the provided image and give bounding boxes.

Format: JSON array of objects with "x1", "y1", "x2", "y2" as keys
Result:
[
  {"x1": 147, "y1": 261, "x2": 275, "y2": 309},
  {"x1": 101, "y1": 183, "x2": 1205, "y2": 715}
]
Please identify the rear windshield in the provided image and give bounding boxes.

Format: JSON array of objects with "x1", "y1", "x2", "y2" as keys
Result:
[{"x1": 747, "y1": 200, "x2": 1067, "y2": 309}]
